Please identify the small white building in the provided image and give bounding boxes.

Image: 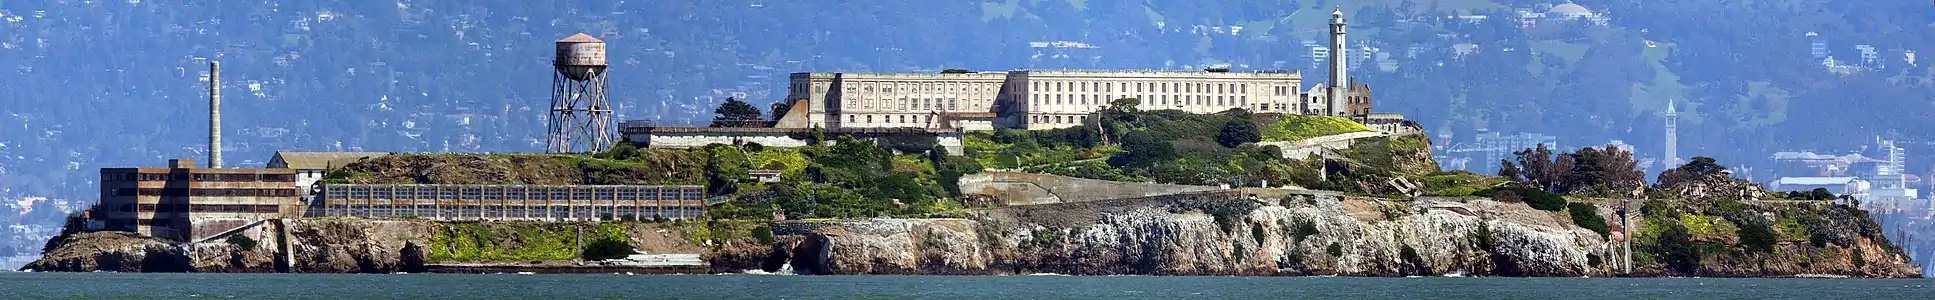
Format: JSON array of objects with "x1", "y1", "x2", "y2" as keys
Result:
[{"x1": 267, "y1": 151, "x2": 391, "y2": 197}]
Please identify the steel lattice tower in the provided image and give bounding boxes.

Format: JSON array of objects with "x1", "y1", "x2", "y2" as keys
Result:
[{"x1": 548, "y1": 33, "x2": 614, "y2": 153}]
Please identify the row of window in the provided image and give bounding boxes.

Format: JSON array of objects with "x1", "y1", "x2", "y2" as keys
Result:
[
  {"x1": 107, "y1": 188, "x2": 301, "y2": 197},
  {"x1": 845, "y1": 114, "x2": 935, "y2": 125},
  {"x1": 322, "y1": 185, "x2": 705, "y2": 201},
  {"x1": 114, "y1": 203, "x2": 284, "y2": 213},
  {"x1": 318, "y1": 205, "x2": 704, "y2": 220},
  {"x1": 842, "y1": 97, "x2": 972, "y2": 112},
  {"x1": 836, "y1": 80, "x2": 1000, "y2": 96},
  {"x1": 1033, "y1": 94, "x2": 1261, "y2": 110},
  {"x1": 1032, "y1": 115, "x2": 1087, "y2": 125},
  {"x1": 102, "y1": 172, "x2": 297, "y2": 182},
  {"x1": 1030, "y1": 80, "x2": 1287, "y2": 95}
]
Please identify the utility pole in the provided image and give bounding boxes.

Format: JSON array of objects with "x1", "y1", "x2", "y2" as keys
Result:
[{"x1": 1622, "y1": 197, "x2": 1633, "y2": 274}]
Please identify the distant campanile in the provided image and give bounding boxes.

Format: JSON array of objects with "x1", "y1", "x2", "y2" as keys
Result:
[
  {"x1": 548, "y1": 33, "x2": 615, "y2": 153},
  {"x1": 1664, "y1": 99, "x2": 1679, "y2": 168}
]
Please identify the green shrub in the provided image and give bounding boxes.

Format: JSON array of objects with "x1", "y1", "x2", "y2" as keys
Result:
[
  {"x1": 1327, "y1": 242, "x2": 1344, "y2": 257},
  {"x1": 225, "y1": 235, "x2": 259, "y2": 250},
  {"x1": 1292, "y1": 219, "x2": 1321, "y2": 244},
  {"x1": 751, "y1": 226, "x2": 776, "y2": 245},
  {"x1": 1567, "y1": 202, "x2": 1610, "y2": 238},
  {"x1": 1520, "y1": 188, "x2": 1568, "y2": 211},
  {"x1": 1656, "y1": 221, "x2": 1702, "y2": 275},
  {"x1": 581, "y1": 236, "x2": 637, "y2": 260},
  {"x1": 1736, "y1": 219, "x2": 1778, "y2": 253}
]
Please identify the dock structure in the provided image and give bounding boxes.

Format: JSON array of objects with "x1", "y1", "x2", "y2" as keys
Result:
[{"x1": 313, "y1": 184, "x2": 705, "y2": 221}]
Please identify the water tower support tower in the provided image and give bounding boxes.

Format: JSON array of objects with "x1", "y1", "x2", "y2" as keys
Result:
[{"x1": 547, "y1": 33, "x2": 614, "y2": 153}]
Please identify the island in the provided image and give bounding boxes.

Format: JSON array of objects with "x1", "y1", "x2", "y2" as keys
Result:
[{"x1": 25, "y1": 105, "x2": 1921, "y2": 278}]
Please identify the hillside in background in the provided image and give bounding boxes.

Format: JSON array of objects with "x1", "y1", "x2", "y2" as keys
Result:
[{"x1": 2, "y1": 0, "x2": 1935, "y2": 259}]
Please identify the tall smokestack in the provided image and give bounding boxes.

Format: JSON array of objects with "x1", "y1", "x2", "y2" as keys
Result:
[{"x1": 209, "y1": 61, "x2": 222, "y2": 169}]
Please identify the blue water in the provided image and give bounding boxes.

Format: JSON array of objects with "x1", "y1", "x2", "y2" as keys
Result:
[{"x1": 2, "y1": 273, "x2": 1931, "y2": 299}]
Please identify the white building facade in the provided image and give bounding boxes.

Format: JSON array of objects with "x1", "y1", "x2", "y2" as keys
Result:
[{"x1": 1003, "y1": 70, "x2": 1304, "y2": 130}]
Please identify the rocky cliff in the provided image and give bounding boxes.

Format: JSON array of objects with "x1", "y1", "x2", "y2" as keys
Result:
[
  {"x1": 23, "y1": 220, "x2": 704, "y2": 273},
  {"x1": 725, "y1": 190, "x2": 1920, "y2": 278}
]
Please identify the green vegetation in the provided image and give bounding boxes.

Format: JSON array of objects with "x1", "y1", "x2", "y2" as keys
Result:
[
  {"x1": 1781, "y1": 188, "x2": 1837, "y2": 201},
  {"x1": 1567, "y1": 202, "x2": 1609, "y2": 238},
  {"x1": 703, "y1": 136, "x2": 967, "y2": 220},
  {"x1": 963, "y1": 128, "x2": 1113, "y2": 169},
  {"x1": 1326, "y1": 242, "x2": 1344, "y2": 257},
  {"x1": 1260, "y1": 114, "x2": 1373, "y2": 142},
  {"x1": 224, "y1": 235, "x2": 258, "y2": 250},
  {"x1": 427, "y1": 222, "x2": 633, "y2": 262},
  {"x1": 1422, "y1": 171, "x2": 1507, "y2": 197},
  {"x1": 1476, "y1": 187, "x2": 1567, "y2": 211},
  {"x1": 581, "y1": 237, "x2": 637, "y2": 260}
]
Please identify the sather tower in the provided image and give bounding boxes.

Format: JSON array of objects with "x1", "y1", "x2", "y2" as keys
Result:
[{"x1": 1664, "y1": 99, "x2": 1679, "y2": 168}]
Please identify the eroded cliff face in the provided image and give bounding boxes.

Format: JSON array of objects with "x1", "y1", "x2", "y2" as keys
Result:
[
  {"x1": 758, "y1": 192, "x2": 1612, "y2": 276},
  {"x1": 749, "y1": 191, "x2": 1918, "y2": 277}
]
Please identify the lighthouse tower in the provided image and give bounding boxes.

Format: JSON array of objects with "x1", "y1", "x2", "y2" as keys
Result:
[{"x1": 1327, "y1": 8, "x2": 1349, "y2": 116}]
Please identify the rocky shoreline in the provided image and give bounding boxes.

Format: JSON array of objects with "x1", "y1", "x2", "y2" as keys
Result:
[{"x1": 23, "y1": 191, "x2": 1922, "y2": 278}]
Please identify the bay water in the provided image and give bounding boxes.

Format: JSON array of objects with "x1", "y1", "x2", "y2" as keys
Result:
[{"x1": 1, "y1": 272, "x2": 1930, "y2": 299}]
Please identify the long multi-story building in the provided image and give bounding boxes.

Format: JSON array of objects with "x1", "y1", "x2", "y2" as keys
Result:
[
  {"x1": 97, "y1": 159, "x2": 301, "y2": 241},
  {"x1": 778, "y1": 71, "x2": 1008, "y2": 130},
  {"x1": 1003, "y1": 70, "x2": 1306, "y2": 130},
  {"x1": 314, "y1": 184, "x2": 706, "y2": 221},
  {"x1": 774, "y1": 9, "x2": 1374, "y2": 131},
  {"x1": 778, "y1": 69, "x2": 1316, "y2": 131}
]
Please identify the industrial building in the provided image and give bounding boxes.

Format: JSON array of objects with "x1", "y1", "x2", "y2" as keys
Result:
[
  {"x1": 97, "y1": 159, "x2": 301, "y2": 241},
  {"x1": 313, "y1": 184, "x2": 706, "y2": 221}
]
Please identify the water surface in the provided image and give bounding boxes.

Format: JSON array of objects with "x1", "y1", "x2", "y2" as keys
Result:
[{"x1": 2, "y1": 273, "x2": 1929, "y2": 299}]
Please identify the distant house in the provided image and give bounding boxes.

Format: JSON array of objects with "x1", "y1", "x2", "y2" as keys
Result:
[{"x1": 267, "y1": 151, "x2": 391, "y2": 197}]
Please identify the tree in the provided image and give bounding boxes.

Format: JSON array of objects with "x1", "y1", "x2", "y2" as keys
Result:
[
  {"x1": 1657, "y1": 156, "x2": 1730, "y2": 187},
  {"x1": 1558, "y1": 146, "x2": 1646, "y2": 196},
  {"x1": 1108, "y1": 97, "x2": 1141, "y2": 113},
  {"x1": 1682, "y1": 157, "x2": 1726, "y2": 177},
  {"x1": 1108, "y1": 132, "x2": 1174, "y2": 168},
  {"x1": 710, "y1": 97, "x2": 764, "y2": 127},
  {"x1": 767, "y1": 100, "x2": 794, "y2": 126},
  {"x1": 1809, "y1": 188, "x2": 1835, "y2": 201},
  {"x1": 1498, "y1": 159, "x2": 1523, "y2": 182},
  {"x1": 1217, "y1": 119, "x2": 1261, "y2": 147},
  {"x1": 1512, "y1": 144, "x2": 1561, "y2": 190}
]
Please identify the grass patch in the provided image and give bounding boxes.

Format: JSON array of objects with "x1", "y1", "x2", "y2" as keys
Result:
[
  {"x1": 1680, "y1": 215, "x2": 1738, "y2": 239},
  {"x1": 427, "y1": 222, "x2": 634, "y2": 262},
  {"x1": 1260, "y1": 115, "x2": 1372, "y2": 142},
  {"x1": 1422, "y1": 172, "x2": 1507, "y2": 197}
]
